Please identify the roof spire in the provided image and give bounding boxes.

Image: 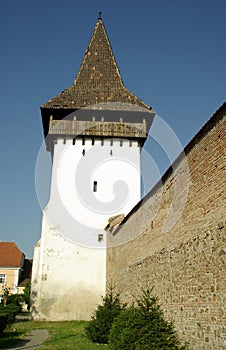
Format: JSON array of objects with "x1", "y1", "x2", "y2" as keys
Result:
[{"x1": 98, "y1": 11, "x2": 102, "y2": 20}]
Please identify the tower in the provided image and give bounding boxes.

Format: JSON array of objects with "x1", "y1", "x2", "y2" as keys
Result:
[{"x1": 31, "y1": 14, "x2": 155, "y2": 320}]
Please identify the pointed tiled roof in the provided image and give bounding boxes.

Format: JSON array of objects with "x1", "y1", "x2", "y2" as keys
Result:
[
  {"x1": 41, "y1": 17, "x2": 152, "y2": 111},
  {"x1": 0, "y1": 242, "x2": 24, "y2": 267}
]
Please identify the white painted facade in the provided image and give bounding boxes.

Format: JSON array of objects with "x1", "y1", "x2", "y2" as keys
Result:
[{"x1": 31, "y1": 136, "x2": 142, "y2": 320}]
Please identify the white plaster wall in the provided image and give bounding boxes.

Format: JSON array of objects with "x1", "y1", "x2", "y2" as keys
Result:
[
  {"x1": 31, "y1": 136, "x2": 142, "y2": 320},
  {"x1": 32, "y1": 215, "x2": 106, "y2": 320}
]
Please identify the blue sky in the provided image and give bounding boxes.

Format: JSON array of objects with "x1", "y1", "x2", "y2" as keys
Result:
[{"x1": 0, "y1": 0, "x2": 225, "y2": 258}]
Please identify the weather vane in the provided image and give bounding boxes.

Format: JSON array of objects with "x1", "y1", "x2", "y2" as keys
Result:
[{"x1": 98, "y1": 11, "x2": 102, "y2": 20}]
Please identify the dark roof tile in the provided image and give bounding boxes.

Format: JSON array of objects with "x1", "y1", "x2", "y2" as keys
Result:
[{"x1": 41, "y1": 18, "x2": 152, "y2": 111}]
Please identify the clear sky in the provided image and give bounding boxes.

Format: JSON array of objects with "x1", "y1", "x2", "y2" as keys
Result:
[{"x1": 0, "y1": 0, "x2": 225, "y2": 258}]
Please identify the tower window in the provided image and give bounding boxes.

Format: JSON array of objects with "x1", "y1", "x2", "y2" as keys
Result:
[
  {"x1": 82, "y1": 138, "x2": 85, "y2": 145},
  {"x1": 82, "y1": 149, "x2": 85, "y2": 156},
  {"x1": 98, "y1": 234, "x2": 104, "y2": 242},
  {"x1": 92, "y1": 138, "x2": 95, "y2": 145},
  {"x1": 93, "y1": 181, "x2": 97, "y2": 192}
]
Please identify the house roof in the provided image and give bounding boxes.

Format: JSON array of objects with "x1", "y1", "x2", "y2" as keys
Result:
[
  {"x1": 0, "y1": 242, "x2": 24, "y2": 268},
  {"x1": 41, "y1": 17, "x2": 152, "y2": 111}
]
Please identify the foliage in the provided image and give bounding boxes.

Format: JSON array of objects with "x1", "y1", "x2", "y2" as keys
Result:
[
  {"x1": 0, "y1": 314, "x2": 8, "y2": 336},
  {"x1": 6, "y1": 294, "x2": 22, "y2": 307},
  {"x1": 0, "y1": 304, "x2": 21, "y2": 335},
  {"x1": 21, "y1": 281, "x2": 31, "y2": 310},
  {"x1": 109, "y1": 287, "x2": 190, "y2": 350},
  {"x1": 85, "y1": 284, "x2": 126, "y2": 344},
  {"x1": 2, "y1": 285, "x2": 11, "y2": 306}
]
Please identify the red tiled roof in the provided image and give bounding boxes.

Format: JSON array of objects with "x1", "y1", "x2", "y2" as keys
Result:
[{"x1": 0, "y1": 242, "x2": 24, "y2": 267}]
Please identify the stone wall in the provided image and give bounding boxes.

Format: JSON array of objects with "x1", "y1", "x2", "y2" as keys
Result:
[{"x1": 107, "y1": 103, "x2": 225, "y2": 350}]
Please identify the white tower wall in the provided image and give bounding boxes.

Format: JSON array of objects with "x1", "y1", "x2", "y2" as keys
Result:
[{"x1": 31, "y1": 136, "x2": 142, "y2": 320}]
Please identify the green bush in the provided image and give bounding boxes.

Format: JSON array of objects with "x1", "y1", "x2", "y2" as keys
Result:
[
  {"x1": 21, "y1": 281, "x2": 31, "y2": 310},
  {"x1": 85, "y1": 284, "x2": 126, "y2": 344},
  {"x1": 0, "y1": 315, "x2": 8, "y2": 336},
  {"x1": 109, "y1": 287, "x2": 190, "y2": 350},
  {"x1": 0, "y1": 304, "x2": 21, "y2": 331},
  {"x1": 6, "y1": 294, "x2": 22, "y2": 308}
]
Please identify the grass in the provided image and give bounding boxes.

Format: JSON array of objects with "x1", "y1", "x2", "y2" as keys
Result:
[{"x1": 0, "y1": 319, "x2": 110, "y2": 349}]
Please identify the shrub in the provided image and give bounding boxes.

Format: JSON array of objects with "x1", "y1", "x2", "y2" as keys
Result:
[
  {"x1": 6, "y1": 294, "x2": 22, "y2": 308},
  {"x1": 85, "y1": 284, "x2": 126, "y2": 344},
  {"x1": 0, "y1": 304, "x2": 21, "y2": 331},
  {"x1": 0, "y1": 315, "x2": 8, "y2": 336},
  {"x1": 21, "y1": 281, "x2": 31, "y2": 310},
  {"x1": 109, "y1": 287, "x2": 189, "y2": 350}
]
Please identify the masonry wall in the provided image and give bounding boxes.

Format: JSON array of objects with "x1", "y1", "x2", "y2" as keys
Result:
[{"x1": 107, "y1": 104, "x2": 225, "y2": 350}]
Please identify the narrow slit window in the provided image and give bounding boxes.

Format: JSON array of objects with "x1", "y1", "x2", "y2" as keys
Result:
[
  {"x1": 93, "y1": 181, "x2": 97, "y2": 192},
  {"x1": 98, "y1": 234, "x2": 104, "y2": 242}
]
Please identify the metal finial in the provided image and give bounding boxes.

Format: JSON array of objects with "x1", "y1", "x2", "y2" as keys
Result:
[{"x1": 98, "y1": 11, "x2": 102, "y2": 20}]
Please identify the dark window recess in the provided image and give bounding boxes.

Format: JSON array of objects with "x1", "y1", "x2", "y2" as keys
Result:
[
  {"x1": 98, "y1": 234, "x2": 104, "y2": 242},
  {"x1": 82, "y1": 138, "x2": 85, "y2": 145},
  {"x1": 93, "y1": 181, "x2": 97, "y2": 192},
  {"x1": 82, "y1": 149, "x2": 85, "y2": 156},
  {"x1": 92, "y1": 138, "x2": 95, "y2": 145}
]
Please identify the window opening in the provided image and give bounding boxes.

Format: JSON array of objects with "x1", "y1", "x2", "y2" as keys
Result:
[
  {"x1": 98, "y1": 234, "x2": 104, "y2": 242},
  {"x1": 0, "y1": 274, "x2": 6, "y2": 284},
  {"x1": 93, "y1": 181, "x2": 97, "y2": 192}
]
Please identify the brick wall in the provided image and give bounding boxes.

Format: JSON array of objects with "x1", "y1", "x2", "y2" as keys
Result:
[{"x1": 107, "y1": 103, "x2": 225, "y2": 350}]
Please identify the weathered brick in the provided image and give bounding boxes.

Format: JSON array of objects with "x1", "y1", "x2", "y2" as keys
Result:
[{"x1": 107, "y1": 103, "x2": 226, "y2": 350}]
